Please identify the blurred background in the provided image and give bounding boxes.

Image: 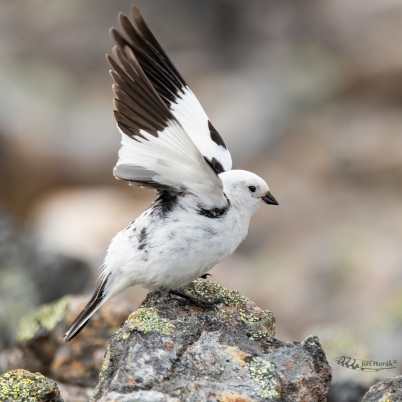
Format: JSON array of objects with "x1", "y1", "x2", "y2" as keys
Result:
[{"x1": 1, "y1": 0, "x2": 402, "y2": 384}]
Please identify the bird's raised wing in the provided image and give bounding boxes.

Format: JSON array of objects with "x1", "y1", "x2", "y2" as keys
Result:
[
  {"x1": 107, "y1": 9, "x2": 230, "y2": 208},
  {"x1": 110, "y1": 6, "x2": 232, "y2": 175}
]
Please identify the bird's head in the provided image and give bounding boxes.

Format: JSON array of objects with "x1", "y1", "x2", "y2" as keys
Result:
[{"x1": 220, "y1": 170, "x2": 278, "y2": 215}]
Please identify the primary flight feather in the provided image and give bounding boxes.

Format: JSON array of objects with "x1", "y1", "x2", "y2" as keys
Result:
[{"x1": 64, "y1": 6, "x2": 278, "y2": 342}]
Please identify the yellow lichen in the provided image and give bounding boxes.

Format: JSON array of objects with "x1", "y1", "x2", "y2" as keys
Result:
[
  {"x1": 98, "y1": 346, "x2": 110, "y2": 381},
  {"x1": 17, "y1": 296, "x2": 70, "y2": 342},
  {"x1": 380, "y1": 391, "x2": 393, "y2": 402},
  {"x1": 0, "y1": 369, "x2": 61, "y2": 402},
  {"x1": 247, "y1": 357, "x2": 280, "y2": 399},
  {"x1": 125, "y1": 307, "x2": 173, "y2": 335}
]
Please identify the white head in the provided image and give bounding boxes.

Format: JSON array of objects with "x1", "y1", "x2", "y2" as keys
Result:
[{"x1": 220, "y1": 169, "x2": 278, "y2": 216}]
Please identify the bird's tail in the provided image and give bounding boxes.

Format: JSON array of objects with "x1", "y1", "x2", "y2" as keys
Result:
[{"x1": 63, "y1": 273, "x2": 111, "y2": 342}]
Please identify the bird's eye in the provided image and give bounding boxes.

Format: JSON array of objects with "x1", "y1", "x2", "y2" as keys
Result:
[{"x1": 248, "y1": 186, "x2": 256, "y2": 193}]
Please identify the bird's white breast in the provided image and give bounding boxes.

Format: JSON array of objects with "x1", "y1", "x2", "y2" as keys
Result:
[{"x1": 102, "y1": 194, "x2": 249, "y2": 292}]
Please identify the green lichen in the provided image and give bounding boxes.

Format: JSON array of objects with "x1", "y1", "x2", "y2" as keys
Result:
[
  {"x1": 171, "y1": 280, "x2": 275, "y2": 339},
  {"x1": 239, "y1": 310, "x2": 264, "y2": 322},
  {"x1": 17, "y1": 296, "x2": 70, "y2": 342},
  {"x1": 177, "y1": 280, "x2": 248, "y2": 307},
  {"x1": 247, "y1": 330, "x2": 273, "y2": 341},
  {"x1": 125, "y1": 307, "x2": 173, "y2": 336},
  {"x1": 215, "y1": 308, "x2": 231, "y2": 320},
  {"x1": 0, "y1": 369, "x2": 62, "y2": 402},
  {"x1": 247, "y1": 357, "x2": 280, "y2": 400}
]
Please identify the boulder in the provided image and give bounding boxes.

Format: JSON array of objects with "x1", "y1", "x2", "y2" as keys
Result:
[
  {"x1": 0, "y1": 294, "x2": 134, "y2": 388},
  {"x1": 0, "y1": 209, "x2": 91, "y2": 350},
  {"x1": 362, "y1": 376, "x2": 402, "y2": 402},
  {"x1": 93, "y1": 280, "x2": 332, "y2": 402},
  {"x1": 0, "y1": 369, "x2": 63, "y2": 402}
]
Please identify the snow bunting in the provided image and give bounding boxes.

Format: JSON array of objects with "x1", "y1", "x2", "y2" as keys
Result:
[{"x1": 64, "y1": 6, "x2": 278, "y2": 341}]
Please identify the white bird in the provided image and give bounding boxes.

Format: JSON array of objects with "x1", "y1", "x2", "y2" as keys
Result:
[{"x1": 64, "y1": 6, "x2": 278, "y2": 342}]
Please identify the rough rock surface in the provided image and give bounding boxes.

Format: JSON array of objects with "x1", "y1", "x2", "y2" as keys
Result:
[
  {"x1": 0, "y1": 369, "x2": 63, "y2": 402},
  {"x1": 0, "y1": 293, "x2": 134, "y2": 388},
  {"x1": 362, "y1": 376, "x2": 402, "y2": 401},
  {"x1": 93, "y1": 280, "x2": 332, "y2": 402}
]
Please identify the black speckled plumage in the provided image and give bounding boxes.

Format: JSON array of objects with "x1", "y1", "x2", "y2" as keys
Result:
[{"x1": 148, "y1": 191, "x2": 179, "y2": 218}]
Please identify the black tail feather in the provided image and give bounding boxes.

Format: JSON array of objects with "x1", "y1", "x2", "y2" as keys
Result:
[{"x1": 64, "y1": 273, "x2": 111, "y2": 342}]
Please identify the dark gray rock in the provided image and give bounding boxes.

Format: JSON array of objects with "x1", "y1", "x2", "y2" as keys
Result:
[
  {"x1": 93, "y1": 280, "x2": 332, "y2": 402},
  {"x1": 327, "y1": 378, "x2": 371, "y2": 402},
  {"x1": 362, "y1": 376, "x2": 402, "y2": 402}
]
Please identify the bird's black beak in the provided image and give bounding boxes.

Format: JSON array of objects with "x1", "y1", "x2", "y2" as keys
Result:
[{"x1": 262, "y1": 191, "x2": 279, "y2": 205}]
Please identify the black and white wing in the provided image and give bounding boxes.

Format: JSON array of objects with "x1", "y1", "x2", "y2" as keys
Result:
[{"x1": 108, "y1": 7, "x2": 232, "y2": 208}]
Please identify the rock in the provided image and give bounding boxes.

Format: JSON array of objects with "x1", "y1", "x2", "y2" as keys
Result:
[
  {"x1": 0, "y1": 293, "x2": 135, "y2": 387},
  {"x1": 327, "y1": 378, "x2": 371, "y2": 402},
  {"x1": 0, "y1": 369, "x2": 63, "y2": 402},
  {"x1": 93, "y1": 280, "x2": 332, "y2": 402},
  {"x1": 0, "y1": 209, "x2": 91, "y2": 349},
  {"x1": 362, "y1": 376, "x2": 402, "y2": 402}
]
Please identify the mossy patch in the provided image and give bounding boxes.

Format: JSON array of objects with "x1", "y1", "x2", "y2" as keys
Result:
[
  {"x1": 247, "y1": 357, "x2": 280, "y2": 400},
  {"x1": 0, "y1": 369, "x2": 63, "y2": 402},
  {"x1": 124, "y1": 307, "x2": 173, "y2": 336},
  {"x1": 17, "y1": 296, "x2": 70, "y2": 342}
]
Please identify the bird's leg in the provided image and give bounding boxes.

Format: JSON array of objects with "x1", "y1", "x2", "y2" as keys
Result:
[{"x1": 168, "y1": 289, "x2": 226, "y2": 309}]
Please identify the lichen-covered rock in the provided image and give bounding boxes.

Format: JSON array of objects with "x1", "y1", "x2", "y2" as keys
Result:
[
  {"x1": 362, "y1": 376, "x2": 402, "y2": 402},
  {"x1": 0, "y1": 210, "x2": 91, "y2": 350},
  {"x1": 17, "y1": 297, "x2": 71, "y2": 343},
  {"x1": 0, "y1": 294, "x2": 135, "y2": 387},
  {"x1": 0, "y1": 369, "x2": 63, "y2": 402},
  {"x1": 93, "y1": 280, "x2": 332, "y2": 402}
]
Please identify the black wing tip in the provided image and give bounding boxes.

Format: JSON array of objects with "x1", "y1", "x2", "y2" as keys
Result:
[
  {"x1": 208, "y1": 121, "x2": 227, "y2": 149},
  {"x1": 204, "y1": 156, "x2": 225, "y2": 175},
  {"x1": 110, "y1": 4, "x2": 187, "y2": 105}
]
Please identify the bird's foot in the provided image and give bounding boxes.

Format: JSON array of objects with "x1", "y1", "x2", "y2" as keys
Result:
[
  {"x1": 168, "y1": 289, "x2": 225, "y2": 309},
  {"x1": 199, "y1": 273, "x2": 212, "y2": 279}
]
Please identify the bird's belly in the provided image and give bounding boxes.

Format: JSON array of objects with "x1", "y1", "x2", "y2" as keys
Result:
[
  {"x1": 105, "y1": 207, "x2": 248, "y2": 292},
  {"x1": 111, "y1": 219, "x2": 242, "y2": 291},
  {"x1": 140, "y1": 227, "x2": 230, "y2": 290}
]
